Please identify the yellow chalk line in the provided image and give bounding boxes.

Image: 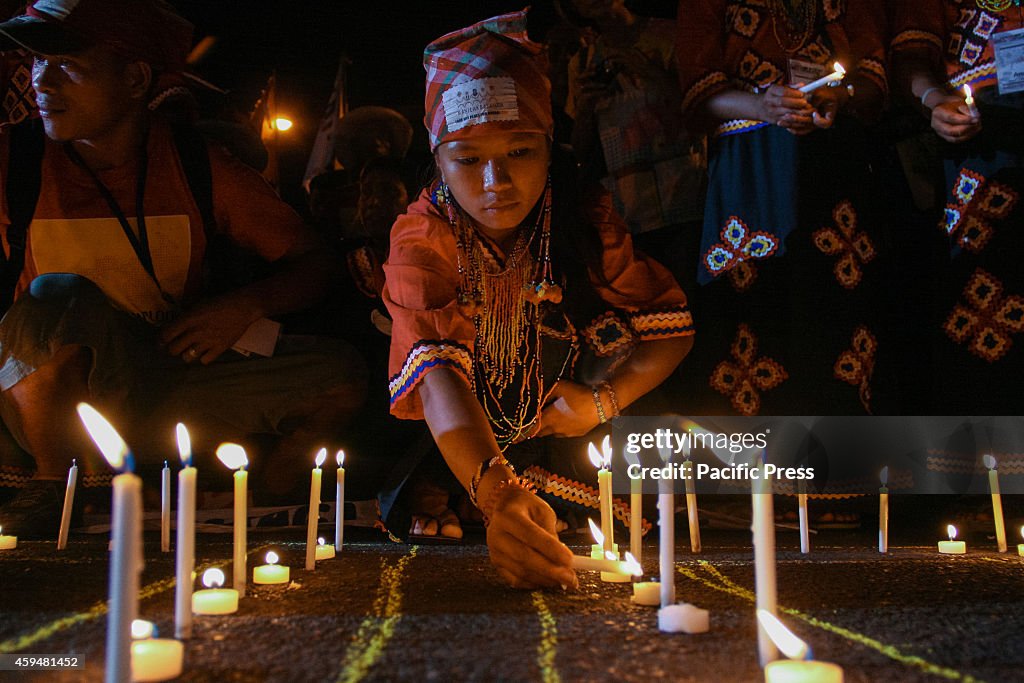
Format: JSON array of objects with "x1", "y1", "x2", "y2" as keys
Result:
[
  {"x1": 532, "y1": 592, "x2": 561, "y2": 683},
  {"x1": 677, "y1": 561, "x2": 984, "y2": 683},
  {"x1": 0, "y1": 543, "x2": 272, "y2": 654},
  {"x1": 336, "y1": 546, "x2": 418, "y2": 683}
]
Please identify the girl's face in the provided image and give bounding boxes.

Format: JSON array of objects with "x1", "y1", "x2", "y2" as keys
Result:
[{"x1": 436, "y1": 132, "x2": 550, "y2": 239}]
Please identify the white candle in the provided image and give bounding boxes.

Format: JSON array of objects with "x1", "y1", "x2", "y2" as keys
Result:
[
  {"x1": 938, "y1": 524, "x2": 966, "y2": 554},
  {"x1": 130, "y1": 620, "x2": 184, "y2": 683},
  {"x1": 658, "y1": 603, "x2": 710, "y2": 634},
  {"x1": 628, "y1": 458, "x2": 642, "y2": 565},
  {"x1": 632, "y1": 581, "x2": 661, "y2": 606},
  {"x1": 57, "y1": 459, "x2": 78, "y2": 550},
  {"x1": 0, "y1": 526, "x2": 16, "y2": 550},
  {"x1": 306, "y1": 448, "x2": 326, "y2": 571},
  {"x1": 217, "y1": 444, "x2": 249, "y2": 597},
  {"x1": 798, "y1": 62, "x2": 845, "y2": 93},
  {"x1": 758, "y1": 610, "x2": 844, "y2": 683},
  {"x1": 589, "y1": 438, "x2": 614, "y2": 554},
  {"x1": 684, "y1": 458, "x2": 701, "y2": 553},
  {"x1": 160, "y1": 461, "x2": 170, "y2": 553},
  {"x1": 192, "y1": 568, "x2": 239, "y2": 615},
  {"x1": 587, "y1": 518, "x2": 626, "y2": 582},
  {"x1": 878, "y1": 467, "x2": 889, "y2": 554},
  {"x1": 315, "y1": 536, "x2": 336, "y2": 561},
  {"x1": 659, "y1": 445, "x2": 676, "y2": 608},
  {"x1": 174, "y1": 424, "x2": 196, "y2": 639},
  {"x1": 570, "y1": 551, "x2": 641, "y2": 575},
  {"x1": 335, "y1": 450, "x2": 346, "y2": 552},
  {"x1": 253, "y1": 551, "x2": 290, "y2": 584},
  {"x1": 797, "y1": 479, "x2": 810, "y2": 554},
  {"x1": 984, "y1": 455, "x2": 1007, "y2": 553},
  {"x1": 752, "y1": 453, "x2": 778, "y2": 666},
  {"x1": 77, "y1": 403, "x2": 141, "y2": 683},
  {"x1": 963, "y1": 84, "x2": 980, "y2": 118}
]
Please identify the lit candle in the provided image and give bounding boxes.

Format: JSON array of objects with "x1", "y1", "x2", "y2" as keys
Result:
[
  {"x1": 684, "y1": 456, "x2": 700, "y2": 553},
  {"x1": 938, "y1": 524, "x2": 966, "y2": 554},
  {"x1": 130, "y1": 620, "x2": 183, "y2": 683},
  {"x1": 625, "y1": 451, "x2": 642, "y2": 565},
  {"x1": 335, "y1": 450, "x2": 346, "y2": 553},
  {"x1": 587, "y1": 518, "x2": 625, "y2": 582},
  {"x1": 588, "y1": 437, "x2": 614, "y2": 554},
  {"x1": 798, "y1": 62, "x2": 846, "y2": 93},
  {"x1": 752, "y1": 451, "x2": 778, "y2": 666},
  {"x1": 1017, "y1": 526, "x2": 1024, "y2": 557},
  {"x1": 0, "y1": 526, "x2": 16, "y2": 550},
  {"x1": 570, "y1": 551, "x2": 641, "y2": 576},
  {"x1": 192, "y1": 568, "x2": 239, "y2": 615},
  {"x1": 253, "y1": 551, "x2": 290, "y2": 584},
  {"x1": 174, "y1": 424, "x2": 196, "y2": 639},
  {"x1": 878, "y1": 467, "x2": 889, "y2": 554},
  {"x1": 984, "y1": 455, "x2": 1007, "y2": 553},
  {"x1": 963, "y1": 84, "x2": 980, "y2": 118},
  {"x1": 758, "y1": 610, "x2": 844, "y2": 683},
  {"x1": 632, "y1": 580, "x2": 661, "y2": 606},
  {"x1": 797, "y1": 479, "x2": 810, "y2": 554},
  {"x1": 306, "y1": 448, "x2": 326, "y2": 571},
  {"x1": 658, "y1": 603, "x2": 710, "y2": 634},
  {"x1": 658, "y1": 445, "x2": 676, "y2": 608},
  {"x1": 315, "y1": 536, "x2": 336, "y2": 561},
  {"x1": 57, "y1": 459, "x2": 78, "y2": 550},
  {"x1": 77, "y1": 403, "x2": 141, "y2": 683},
  {"x1": 217, "y1": 443, "x2": 249, "y2": 597},
  {"x1": 160, "y1": 461, "x2": 170, "y2": 553}
]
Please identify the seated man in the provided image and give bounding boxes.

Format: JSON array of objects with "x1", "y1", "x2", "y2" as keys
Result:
[{"x1": 0, "y1": 0, "x2": 366, "y2": 536}]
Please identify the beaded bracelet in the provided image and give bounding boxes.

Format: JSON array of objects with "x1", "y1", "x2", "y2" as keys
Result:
[
  {"x1": 591, "y1": 385, "x2": 607, "y2": 424},
  {"x1": 478, "y1": 477, "x2": 526, "y2": 527},
  {"x1": 469, "y1": 455, "x2": 514, "y2": 507},
  {"x1": 599, "y1": 381, "x2": 621, "y2": 419}
]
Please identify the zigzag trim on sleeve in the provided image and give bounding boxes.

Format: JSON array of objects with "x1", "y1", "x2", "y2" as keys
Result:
[
  {"x1": 389, "y1": 339, "x2": 474, "y2": 406},
  {"x1": 682, "y1": 70, "x2": 731, "y2": 118},
  {"x1": 890, "y1": 29, "x2": 943, "y2": 54},
  {"x1": 857, "y1": 57, "x2": 888, "y2": 96},
  {"x1": 629, "y1": 305, "x2": 695, "y2": 340},
  {"x1": 520, "y1": 465, "x2": 652, "y2": 535}
]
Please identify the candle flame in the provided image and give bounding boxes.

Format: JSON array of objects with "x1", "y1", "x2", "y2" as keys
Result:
[
  {"x1": 983, "y1": 454, "x2": 996, "y2": 470},
  {"x1": 601, "y1": 434, "x2": 612, "y2": 467},
  {"x1": 131, "y1": 619, "x2": 155, "y2": 640},
  {"x1": 202, "y1": 568, "x2": 225, "y2": 589},
  {"x1": 77, "y1": 403, "x2": 130, "y2": 472},
  {"x1": 1020, "y1": 525, "x2": 1024, "y2": 541},
  {"x1": 964, "y1": 84, "x2": 973, "y2": 101},
  {"x1": 588, "y1": 518, "x2": 604, "y2": 546},
  {"x1": 318, "y1": 537, "x2": 325, "y2": 546},
  {"x1": 176, "y1": 423, "x2": 192, "y2": 467},
  {"x1": 336, "y1": 450, "x2": 345, "y2": 467},
  {"x1": 947, "y1": 524, "x2": 958, "y2": 541},
  {"x1": 216, "y1": 443, "x2": 248, "y2": 471},
  {"x1": 757, "y1": 610, "x2": 810, "y2": 660},
  {"x1": 266, "y1": 551, "x2": 279, "y2": 565},
  {"x1": 880, "y1": 466, "x2": 888, "y2": 486},
  {"x1": 604, "y1": 550, "x2": 618, "y2": 561},
  {"x1": 588, "y1": 442, "x2": 603, "y2": 470},
  {"x1": 623, "y1": 552, "x2": 642, "y2": 576},
  {"x1": 314, "y1": 447, "x2": 327, "y2": 468},
  {"x1": 0, "y1": 526, "x2": 3, "y2": 535},
  {"x1": 834, "y1": 62, "x2": 845, "y2": 76}
]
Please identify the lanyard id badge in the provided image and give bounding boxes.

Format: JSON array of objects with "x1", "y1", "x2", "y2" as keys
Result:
[{"x1": 993, "y1": 27, "x2": 1024, "y2": 94}]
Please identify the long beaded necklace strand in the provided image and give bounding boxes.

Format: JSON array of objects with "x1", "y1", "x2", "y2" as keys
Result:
[
  {"x1": 976, "y1": 0, "x2": 1019, "y2": 13},
  {"x1": 767, "y1": 0, "x2": 818, "y2": 54}
]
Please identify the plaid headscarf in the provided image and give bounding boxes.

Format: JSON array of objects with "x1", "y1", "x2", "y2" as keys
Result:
[{"x1": 423, "y1": 9, "x2": 552, "y2": 150}]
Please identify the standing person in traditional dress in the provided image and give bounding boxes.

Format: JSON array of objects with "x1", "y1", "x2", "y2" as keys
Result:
[
  {"x1": 891, "y1": 0, "x2": 1024, "y2": 413},
  {"x1": 674, "y1": 0, "x2": 894, "y2": 419},
  {"x1": 383, "y1": 10, "x2": 694, "y2": 589}
]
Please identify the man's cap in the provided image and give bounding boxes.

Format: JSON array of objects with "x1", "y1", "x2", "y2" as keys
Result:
[{"x1": 0, "y1": 0, "x2": 193, "y2": 72}]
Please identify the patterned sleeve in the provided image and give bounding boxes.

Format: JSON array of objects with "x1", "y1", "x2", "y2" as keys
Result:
[
  {"x1": 382, "y1": 208, "x2": 475, "y2": 420},
  {"x1": 889, "y1": 0, "x2": 945, "y2": 57},
  {"x1": 676, "y1": 0, "x2": 732, "y2": 124},
  {"x1": 586, "y1": 190, "x2": 695, "y2": 340},
  {"x1": 844, "y1": 0, "x2": 890, "y2": 96}
]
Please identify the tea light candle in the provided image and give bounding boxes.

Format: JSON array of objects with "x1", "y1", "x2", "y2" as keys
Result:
[
  {"x1": 335, "y1": 450, "x2": 346, "y2": 552},
  {"x1": 0, "y1": 526, "x2": 16, "y2": 550},
  {"x1": 938, "y1": 525, "x2": 966, "y2": 554},
  {"x1": 160, "y1": 461, "x2": 170, "y2": 553},
  {"x1": 315, "y1": 537, "x2": 335, "y2": 561},
  {"x1": 57, "y1": 459, "x2": 78, "y2": 550},
  {"x1": 217, "y1": 443, "x2": 249, "y2": 597},
  {"x1": 798, "y1": 62, "x2": 845, "y2": 93},
  {"x1": 963, "y1": 84, "x2": 980, "y2": 118},
  {"x1": 878, "y1": 467, "x2": 888, "y2": 554},
  {"x1": 306, "y1": 448, "x2": 326, "y2": 571},
  {"x1": 174, "y1": 424, "x2": 196, "y2": 640},
  {"x1": 758, "y1": 610, "x2": 844, "y2": 682},
  {"x1": 797, "y1": 479, "x2": 810, "y2": 554},
  {"x1": 130, "y1": 620, "x2": 184, "y2": 683},
  {"x1": 658, "y1": 603, "x2": 710, "y2": 634},
  {"x1": 632, "y1": 581, "x2": 661, "y2": 606},
  {"x1": 192, "y1": 568, "x2": 239, "y2": 615},
  {"x1": 253, "y1": 551, "x2": 290, "y2": 584},
  {"x1": 983, "y1": 455, "x2": 1007, "y2": 553}
]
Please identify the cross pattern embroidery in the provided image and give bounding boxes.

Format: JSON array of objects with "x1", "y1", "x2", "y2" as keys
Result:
[
  {"x1": 943, "y1": 169, "x2": 1019, "y2": 254},
  {"x1": 834, "y1": 326, "x2": 877, "y2": 414},
  {"x1": 710, "y1": 324, "x2": 788, "y2": 416},
  {"x1": 944, "y1": 269, "x2": 1024, "y2": 363},
  {"x1": 703, "y1": 217, "x2": 778, "y2": 292},
  {"x1": 812, "y1": 200, "x2": 876, "y2": 289}
]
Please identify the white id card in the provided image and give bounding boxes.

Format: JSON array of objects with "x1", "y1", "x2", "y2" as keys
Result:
[
  {"x1": 787, "y1": 58, "x2": 827, "y2": 88},
  {"x1": 231, "y1": 317, "x2": 281, "y2": 357},
  {"x1": 993, "y1": 27, "x2": 1024, "y2": 95}
]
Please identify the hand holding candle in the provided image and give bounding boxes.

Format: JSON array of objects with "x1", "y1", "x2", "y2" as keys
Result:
[
  {"x1": 798, "y1": 62, "x2": 845, "y2": 93},
  {"x1": 57, "y1": 459, "x2": 78, "y2": 550},
  {"x1": 217, "y1": 443, "x2": 249, "y2": 597},
  {"x1": 306, "y1": 448, "x2": 326, "y2": 571},
  {"x1": 984, "y1": 454, "x2": 1007, "y2": 553},
  {"x1": 963, "y1": 84, "x2": 980, "y2": 118}
]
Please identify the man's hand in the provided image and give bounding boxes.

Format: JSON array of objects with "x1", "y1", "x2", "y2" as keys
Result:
[
  {"x1": 160, "y1": 296, "x2": 259, "y2": 364},
  {"x1": 930, "y1": 97, "x2": 982, "y2": 143},
  {"x1": 757, "y1": 84, "x2": 815, "y2": 135}
]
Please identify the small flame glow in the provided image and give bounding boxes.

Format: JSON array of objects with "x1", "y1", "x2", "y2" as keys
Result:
[
  {"x1": 176, "y1": 423, "x2": 192, "y2": 467},
  {"x1": 588, "y1": 518, "x2": 604, "y2": 546},
  {"x1": 623, "y1": 552, "x2": 642, "y2": 576},
  {"x1": 0, "y1": 526, "x2": 3, "y2": 535},
  {"x1": 202, "y1": 568, "x2": 225, "y2": 589},
  {"x1": 834, "y1": 62, "x2": 846, "y2": 76},
  {"x1": 77, "y1": 403, "x2": 129, "y2": 471},
  {"x1": 216, "y1": 443, "x2": 248, "y2": 471},
  {"x1": 983, "y1": 454, "x2": 996, "y2": 470},
  {"x1": 964, "y1": 84, "x2": 974, "y2": 101},
  {"x1": 131, "y1": 619, "x2": 155, "y2": 640},
  {"x1": 336, "y1": 450, "x2": 345, "y2": 467},
  {"x1": 604, "y1": 550, "x2": 618, "y2": 561},
  {"x1": 314, "y1": 447, "x2": 327, "y2": 468},
  {"x1": 265, "y1": 551, "x2": 279, "y2": 565},
  {"x1": 318, "y1": 537, "x2": 325, "y2": 546},
  {"x1": 880, "y1": 466, "x2": 888, "y2": 486},
  {"x1": 947, "y1": 524, "x2": 958, "y2": 541},
  {"x1": 757, "y1": 610, "x2": 810, "y2": 660},
  {"x1": 600, "y1": 434, "x2": 612, "y2": 467},
  {"x1": 1020, "y1": 525, "x2": 1024, "y2": 541},
  {"x1": 588, "y1": 442, "x2": 603, "y2": 470}
]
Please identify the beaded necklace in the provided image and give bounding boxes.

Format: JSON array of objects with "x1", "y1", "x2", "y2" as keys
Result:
[
  {"x1": 766, "y1": 0, "x2": 819, "y2": 53},
  {"x1": 976, "y1": 0, "x2": 1019, "y2": 12}
]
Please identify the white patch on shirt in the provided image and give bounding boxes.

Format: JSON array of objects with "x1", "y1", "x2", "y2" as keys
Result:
[{"x1": 442, "y1": 77, "x2": 519, "y2": 132}]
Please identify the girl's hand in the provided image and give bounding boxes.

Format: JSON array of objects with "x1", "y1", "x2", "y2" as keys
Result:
[
  {"x1": 535, "y1": 380, "x2": 601, "y2": 438},
  {"x1": 930, "y1": 97, "x2": 982, "y2": 143},
  {"x1": 758, "y1": 84, "x2": 815, "y2": 134}
]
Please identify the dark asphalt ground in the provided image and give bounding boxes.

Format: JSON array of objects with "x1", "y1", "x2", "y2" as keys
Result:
[{"x1": 0, "y1": 509, "x2": 1022, "y2": 683}]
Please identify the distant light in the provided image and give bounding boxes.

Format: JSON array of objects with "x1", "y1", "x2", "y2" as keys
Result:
[{"x1": 273, "y1": 117, "x2": 293, "y2": 132}]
